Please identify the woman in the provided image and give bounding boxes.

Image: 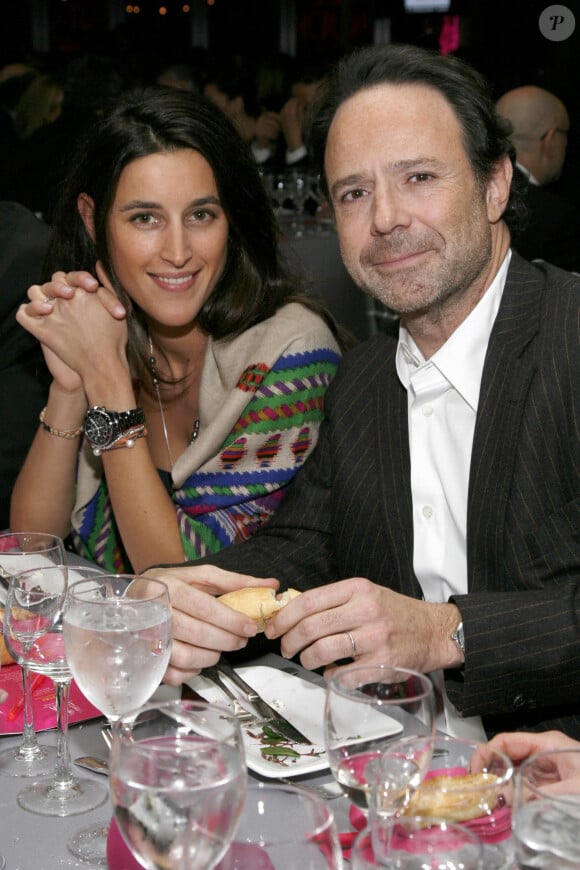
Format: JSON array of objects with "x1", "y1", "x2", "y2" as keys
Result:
[{"x1": 11, "y1": 87, "x2": 342, "y2": 573}]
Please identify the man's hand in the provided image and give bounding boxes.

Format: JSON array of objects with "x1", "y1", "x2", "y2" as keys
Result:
[
  {"x1": 263, "y1": 576, "x2": 463, "y2": 678},
  {"x1": 143, "y1": 566, "x2": 279, "y2": 684}
]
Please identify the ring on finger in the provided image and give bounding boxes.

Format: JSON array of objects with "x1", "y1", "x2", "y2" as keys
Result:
[
  {"x1": 42, "y1": 295, "x2": 54, "y2": 304},
  {"x1": 346, "y1": 630, "x2": 357, "y2": 660}
]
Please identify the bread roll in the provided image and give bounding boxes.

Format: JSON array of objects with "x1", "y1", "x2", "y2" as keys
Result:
[
  {"x1": 404, "y1": 772, "x2": 501, "y2": 822},
  {"x1": 218, "y1": 587, "x2": 302, "y2": 631}
]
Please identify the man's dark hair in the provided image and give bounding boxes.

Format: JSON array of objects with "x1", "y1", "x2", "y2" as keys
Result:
[{"x1": 306, "y1": 43, "x2": 527, "y2": 232}]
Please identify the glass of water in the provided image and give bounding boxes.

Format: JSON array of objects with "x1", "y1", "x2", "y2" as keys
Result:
[
  {"x1": 63, "y1": 573, "x2": 172, "y2": 865},
  {"x1": 512, "y1": 748, "x2": 580, "y2": 868}
]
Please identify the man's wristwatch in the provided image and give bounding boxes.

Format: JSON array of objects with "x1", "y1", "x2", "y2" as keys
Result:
[
  {"x1": 451, "y1": 621, "x2": 465, "y2": 656},
  {"x1": 84, "y1": 406, "x2": 146, "y2": 456}
]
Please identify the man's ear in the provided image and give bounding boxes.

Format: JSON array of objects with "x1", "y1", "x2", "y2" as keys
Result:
[
  {"x1": 486, "y1": 154, "x2": 513, "y2": 224},
  {"x1": 77, "y1": 193, "x2": 96, "y2": 241}
]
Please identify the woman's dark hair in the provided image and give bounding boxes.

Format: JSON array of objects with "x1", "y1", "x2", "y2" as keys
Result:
[
  {"x1": 306, "y1": 43, "x2": 527, "y2": 233},
  {"x1": 45, "y1": 86, "x2": 345, "y2": 382}
]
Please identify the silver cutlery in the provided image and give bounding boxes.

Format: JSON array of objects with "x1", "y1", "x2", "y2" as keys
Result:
[
  {"x1": 203, "y1": 657, "x2": 313, "y2": 745},
  {"x1": 74, "y1": 755, "x2": 109, "y2": 775}
]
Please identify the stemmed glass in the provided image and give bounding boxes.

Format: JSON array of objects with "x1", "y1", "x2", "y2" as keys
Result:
[
  {"x1": 3, "y1": 563, "x2": 109, "y2": 815},
  {"x1": 324, "y1": 664, "x2": 436, "y2": 814},
  {"x1": 350, "y1": 816, "x2": 484, "y2": 869},
  {"x1": 63, "y1": 574, "x2": 172, "y2": 865},
  {"x1": 217, "y1": 781, "x2": 343, "y2": 869},
  {"x1": 512, "y1": 747, "x2": 580, "y2": 867},
  {"x1": 109, "y1": 699, "x2": 247, "y2": 870},
  {"x1": 0, "y1": 531, "x2": 64, "y2": 777}
]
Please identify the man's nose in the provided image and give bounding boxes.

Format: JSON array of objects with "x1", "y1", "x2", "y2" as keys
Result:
[{"x1": 371, "y1": 184, "x2": 412, "y2": 235}]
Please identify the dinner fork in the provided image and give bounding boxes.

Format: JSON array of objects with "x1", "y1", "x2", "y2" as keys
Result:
[{"x1": 277, "y1": 776, "x2": 344, "y2": 801}]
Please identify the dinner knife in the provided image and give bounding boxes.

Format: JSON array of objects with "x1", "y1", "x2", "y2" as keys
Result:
[{"x1": 208, "y1": 656, "x2": 313, "y2": 745}]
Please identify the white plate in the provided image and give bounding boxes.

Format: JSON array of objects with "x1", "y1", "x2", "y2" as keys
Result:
[{"x1": 188, "y1": 665, "x2": 403, "y2": 779}]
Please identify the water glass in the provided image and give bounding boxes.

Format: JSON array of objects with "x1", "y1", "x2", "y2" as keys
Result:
[
  {"x1": 0, "y1": 531, "x2": 65, "y2": 777},
  {"x1": 217, "y1": 781, "x2": 343, "y2": 869},
  {"x1": 324, "y1": 665, "x2": 436, "y2": 812},
  {"x1": 351, "y1": 816, "x2": 484, "y2": 869},
  {"x1": 512, "y1": 748, "x2": 580, "y2": 868},
  {"x1": 110, "y1": 699, "x2": 247, "y2": 870}
]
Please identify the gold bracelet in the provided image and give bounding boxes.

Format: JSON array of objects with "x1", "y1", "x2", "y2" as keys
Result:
[{"x1": 39, "y1": 406, "x2": 83, "y2": 440}]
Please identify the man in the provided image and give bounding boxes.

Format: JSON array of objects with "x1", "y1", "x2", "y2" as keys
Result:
[
  {"x1": 151, "y1": 45, "x2": 580, "y2": 741},
  {"x1": 495, "y1": 85, "x2": 580, "y2": 272}
]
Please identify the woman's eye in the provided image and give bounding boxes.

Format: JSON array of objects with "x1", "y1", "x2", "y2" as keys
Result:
[{"x1": 131, "y1": 213, "x2": 158, "y2": 225}]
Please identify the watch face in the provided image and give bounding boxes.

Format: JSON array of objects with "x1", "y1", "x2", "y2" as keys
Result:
[{"x1": 84, "y1": 408, "x2": 114, "y2": 447}]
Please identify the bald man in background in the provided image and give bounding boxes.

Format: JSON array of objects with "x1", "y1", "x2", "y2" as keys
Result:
[{"x1": 496, "y1": 85, "x2": 580, "y2": 273}]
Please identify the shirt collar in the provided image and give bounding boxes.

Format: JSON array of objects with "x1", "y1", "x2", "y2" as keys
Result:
[
  {"x1": 396, "y1": 251, "x2": 511, "y2": 410},
  {"x1": 516, "y1": 161, "x2": 540, "y2": 186}
]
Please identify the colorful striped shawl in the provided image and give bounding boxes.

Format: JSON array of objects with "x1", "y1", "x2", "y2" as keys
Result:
[{"x1": 70, "y1": 303, "x2": 341, "y2": 572}]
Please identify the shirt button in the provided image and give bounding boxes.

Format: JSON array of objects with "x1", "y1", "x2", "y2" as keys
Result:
[
  {"x1": 422, "y1": 505, "x2": 433, "y2": 519},
  {"x1": 422, "y1": 404, "x2": 434, "y2": 416}
]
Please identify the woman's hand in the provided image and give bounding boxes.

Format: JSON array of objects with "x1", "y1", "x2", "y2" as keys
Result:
[{"x1": 18, "y1": 266, "x2": 129, "y2": 389}]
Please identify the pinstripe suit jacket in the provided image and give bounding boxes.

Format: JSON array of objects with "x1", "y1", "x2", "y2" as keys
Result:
[{"x1": 189, "y1": 252, "x2": 580, "y2": 738}]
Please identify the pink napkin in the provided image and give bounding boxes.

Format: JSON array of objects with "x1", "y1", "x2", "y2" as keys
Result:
[{"x1": 0, "y1": 663, "x2": 102, "y2": 735}]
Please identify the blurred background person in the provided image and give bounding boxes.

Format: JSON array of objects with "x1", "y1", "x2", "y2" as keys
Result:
[
  {"x1": 0, "y1": 201, "x2": 51, "y2": 530},
  {"x1": 496, "y1": 85, "x2": 580, "y2": 272}
]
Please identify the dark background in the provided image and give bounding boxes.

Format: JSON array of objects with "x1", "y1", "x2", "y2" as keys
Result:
[{"x1": 2, "y1": 0, "x2": 580, "y2": 199}]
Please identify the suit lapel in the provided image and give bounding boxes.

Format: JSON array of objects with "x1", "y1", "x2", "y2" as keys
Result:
[
  {"x1": 467, "y1": 253, "x2": 543, "y2": 588},
  {"x1": 372, "y1": 341, "x2": 418, "y2": 595}
]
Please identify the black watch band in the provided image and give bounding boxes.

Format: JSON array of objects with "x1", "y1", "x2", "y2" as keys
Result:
[{"x1": 84, "y1": 405, "x2": 146, "y2": 455}]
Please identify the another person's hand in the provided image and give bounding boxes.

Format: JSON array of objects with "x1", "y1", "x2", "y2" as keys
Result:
[
  {"x1": 487, "y1": 729, "x2": 580, "y2": 764},
  {"x1": 279, "y1": 96, "x2": 306, "y2": 152},
  {"x1": 143, "y1": 566, "x2": 279, "y2": 684},
  {"x1": 254, "y1": 110, "x2": 280, "y2": 149},
  {"x1": 263, "y1": 576, "x2": 461, "y2": 678}
]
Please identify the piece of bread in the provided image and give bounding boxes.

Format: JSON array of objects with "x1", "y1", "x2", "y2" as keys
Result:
[
  {"x1": 218, "y1": 587, "x2": 302, "y2": 632},
  {"x1": 404, "y1": 772, "x2": 501, "y2": 822},
  {"x1": 0, "y1": 608, "x2": 15, "y2": 666}
]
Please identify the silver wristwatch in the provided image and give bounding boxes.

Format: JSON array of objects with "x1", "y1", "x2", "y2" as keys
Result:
[
  {"x1": 83, "y1": 406, "x2": 146, "y2": 456},
  {"x1": 451, "y1": 620, "x2": 465, "y2": 656}
]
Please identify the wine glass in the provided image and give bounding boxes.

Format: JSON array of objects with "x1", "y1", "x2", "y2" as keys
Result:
[
  {"x1": 109, "y1": 699, "x2": 247, "y2": 870},
  {"x1": 3, "y1": 563, "x2": 109, "y2": 815},
  {"x1": 324, "y1": 664, "x2": 436, "y2": 814},
  {"x1": 217, "y1": 781, "x2": 343, "y2": 870},
  {"x1": 512, "y1": 747, "x2": 580, "y2": 868},
  {"x1": 63, "y1": 573, "x2": 172, "y2": 865},
  {"x1": 0, "y1": 531, "x2": 65, "y2": 777},
  {"x1": 350, "y1": 816, "x2": 484, "y2": 869},
  {"x1": 378, "y1": 735, "x2": 513, "y2": 869}
]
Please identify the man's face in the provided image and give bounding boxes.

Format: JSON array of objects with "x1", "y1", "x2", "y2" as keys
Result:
[{"x1": 325, "y1": 83, "x2": 508, "y2": 319}]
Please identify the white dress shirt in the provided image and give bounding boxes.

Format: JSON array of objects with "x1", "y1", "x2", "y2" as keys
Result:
[{"x1": 395, "y1": 251, "x2": 511, "y2": 739}]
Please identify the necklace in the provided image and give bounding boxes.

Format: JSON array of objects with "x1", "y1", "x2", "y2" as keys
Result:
[{"x1": 148, "y1": 335, "x2": 199, "y2": 469}]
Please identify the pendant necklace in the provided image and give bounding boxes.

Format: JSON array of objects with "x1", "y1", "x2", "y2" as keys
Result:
[{"x1": 148, "y1": 335, "x2": 199, "y2": 469}]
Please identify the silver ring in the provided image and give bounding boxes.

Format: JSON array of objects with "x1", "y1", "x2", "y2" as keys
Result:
[
  {"x1": 43, "y1": 295, "x2": 53, "y2": 304},
  {"x1": 346, "y1": 630, "x2": 357, "y2": 659}
]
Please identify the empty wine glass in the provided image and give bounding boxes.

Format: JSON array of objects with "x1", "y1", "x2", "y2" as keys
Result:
[
  {"x1": 109, "y1": 699, "x2": 247, "y2": 870},
  {"x1": 324, "y1": 664, "x2": 436, "y2": 814},
  {"x1": 63, "y1": 573, "x2": 172, "y2": 865},
  {"x1": 351, "y1": 816, "x2": 484, "y2": 869},
  {"x1": 217, "y1": 781, "x2": 343, "y2": 870},
  {"x1": 512, "y1": 748, "x2": 580, "y2": 868},
  {"x1": 0, "y1": 531, "x2": 65, "y2": 777},
  {"x1": 4, "y1": 563, "x2": 109, "y2": 816}
]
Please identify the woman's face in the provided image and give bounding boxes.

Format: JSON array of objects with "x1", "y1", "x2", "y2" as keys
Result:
[{"x1": 104, "y1": 148, "x2": 229, "y2": 330}]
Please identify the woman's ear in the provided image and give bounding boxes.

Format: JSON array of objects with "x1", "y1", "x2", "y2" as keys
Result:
[{"x1": 77, "y1": 193, "x2": 96, "y2": 241}]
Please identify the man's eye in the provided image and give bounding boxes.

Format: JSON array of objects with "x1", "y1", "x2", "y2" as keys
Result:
[
  {"x1": 342, "y1": 188, "x2": 366, "y2": 202},
  {"x1": 409, "y1": 173, "x2": 432, "y2": 183}
]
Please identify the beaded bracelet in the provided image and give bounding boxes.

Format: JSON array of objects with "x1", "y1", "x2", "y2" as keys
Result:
[{"x1": 39, "y1": 407, "x2": 83, "y2": 440}]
